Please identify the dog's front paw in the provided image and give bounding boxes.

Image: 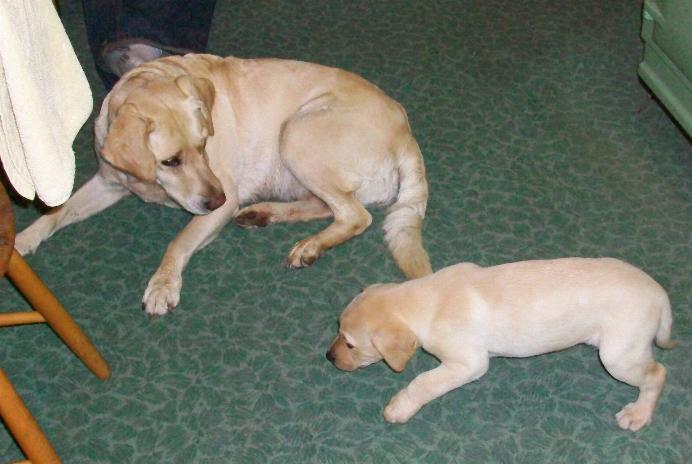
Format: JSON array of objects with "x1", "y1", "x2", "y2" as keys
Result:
[
  {"x1": 286, "y1": 238, "x2": 324, "y2": 269},
  {"x1": 384, "y1": 390, "x2": 421, "y2": 424},
  {"x1": 142, "y1": 272, "x2": 182, "y2": 318},
  {"x1": 615, "y1": 402, "x2": 653, "y2": 432},
  {"x1": 14, "y1": 229, "x2": 43, "y2": 255}
]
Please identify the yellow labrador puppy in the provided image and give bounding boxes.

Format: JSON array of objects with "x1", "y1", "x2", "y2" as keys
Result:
[
  {"x1": 327, "y1": 257, "x2": 675, "y2": 431},
  {"x1": 15, "y1": 54, "x2": 432, "y2": 316}
]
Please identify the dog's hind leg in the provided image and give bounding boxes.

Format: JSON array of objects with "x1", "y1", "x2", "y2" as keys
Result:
[
  {"x1": 284, "y1": 190, "x2": 372, "y2": 268},
  {"x1": 235, "y1": 195, "x2": 332, "y2": 228},
  {"x1": 599, "y1": 342, "x2": 666, "y2": 431},
  {"x1": 278, "y1": 110, "x2": 380, "y2": 268}
]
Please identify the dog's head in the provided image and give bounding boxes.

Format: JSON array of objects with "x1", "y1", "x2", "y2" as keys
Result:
[
  {"x1": 326, "y1": 284, "x2": 419, "y2": 373},
  {"x1": 101, "y1": 73, "x2": 226, "y2": 214}
]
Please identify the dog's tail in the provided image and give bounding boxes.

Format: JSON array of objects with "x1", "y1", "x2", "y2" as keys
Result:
[
  {"x1": 383, "y1": 134, "x2": 432, "y2": 279},
  {"x1": 655, "y1": 293, "x2": 677, "y2": 350}
]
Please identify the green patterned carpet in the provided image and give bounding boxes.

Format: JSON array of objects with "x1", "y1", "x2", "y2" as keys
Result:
[{"x1": 1, "y1": 1, "x2": 690, "y2": 462}]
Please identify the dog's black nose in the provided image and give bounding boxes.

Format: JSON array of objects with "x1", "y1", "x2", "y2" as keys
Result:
[
  {"x1": 325, "y1": 350, "x2": 335, "y2": 363},
  {"x1": 205, "y1": 193, "x2": 227, "y2": 211}
]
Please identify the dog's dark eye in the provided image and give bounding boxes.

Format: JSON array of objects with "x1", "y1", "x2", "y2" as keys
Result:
[
  {"x1": 346, "y1": 342, "x2": 354, "y2": 349},
  {"x1": 162, "y1": 154, "x2": 182, "y2": 167}
]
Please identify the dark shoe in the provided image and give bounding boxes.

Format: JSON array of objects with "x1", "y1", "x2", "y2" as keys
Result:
[{"x1": 102, "y1": 43, "x2": 167, "y2": 76}]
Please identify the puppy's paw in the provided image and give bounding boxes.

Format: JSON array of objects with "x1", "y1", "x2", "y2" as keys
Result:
[
  {"x1": 286, "y1": 238, "x2": 324, "y2": 269},
  {"x1": 14, "y1": 230, "x2": 42, "y2": 255},
  {"x1": 615, "y1": 402, "x2": 653, "y2": 432},
  {"x1": 383, "y1": 390, "x2": 420, "y2": 424},
  {"x1": 235, "y1": 207, "x2": 271, "y2": 228},
  {"x1": 142, "y1": 272, "x2": 182, "y2": 318}
]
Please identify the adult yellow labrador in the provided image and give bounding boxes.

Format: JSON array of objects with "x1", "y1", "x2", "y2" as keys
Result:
[
  {"x1": 327, "y1": 257, "x2": 675, "y2": 431},
  {"x1": 16, "y1": 54, "x2": 432, "y2": 316}
]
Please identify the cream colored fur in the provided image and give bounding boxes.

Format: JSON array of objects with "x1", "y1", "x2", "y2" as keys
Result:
[
  {"x1": 327, "y1": 257, "x2": 675, "y2": 431},
  {"x1": 15, "y1": 54, "x2": 432, "y2": 316}
]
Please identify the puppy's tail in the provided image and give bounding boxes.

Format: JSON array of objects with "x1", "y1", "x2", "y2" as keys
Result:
[
  {"x1": 383, "y1": 135, "x2": 432, "y2": 279},
  {"x1": 655, "y1": 294, "x2": 677, "y2": 350}
]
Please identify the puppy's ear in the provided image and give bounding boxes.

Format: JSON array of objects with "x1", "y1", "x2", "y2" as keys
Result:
[
  {"x1": 101, "y1": 103, "x2": 156, "y2": 182},
  {"x1": 371, "y1": 319, "x2": 418, "y2": 373},
  {"x1": 175, "y1": 75, "x2": 216, "y2": 137}
]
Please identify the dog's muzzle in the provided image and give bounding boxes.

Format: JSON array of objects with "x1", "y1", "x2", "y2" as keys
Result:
[
  {"x1": 325, "y1": 350, "x2": 336, "y2": 363},
  {"x1": 205, "y1": 192, "x2": 227, "y2": 211}
]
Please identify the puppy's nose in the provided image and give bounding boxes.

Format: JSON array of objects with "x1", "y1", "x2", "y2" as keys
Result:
[
  {"x1": 325, "y1": 350, "x2": 335, "y2": 363},
  {"x1": 205, "y1": 192, "x2": 226, "y2": 211}
]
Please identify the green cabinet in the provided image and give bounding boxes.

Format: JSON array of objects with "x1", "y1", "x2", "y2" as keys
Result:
[{"x1": 638, "y1": 0, "x2": 692, "y2": 136}]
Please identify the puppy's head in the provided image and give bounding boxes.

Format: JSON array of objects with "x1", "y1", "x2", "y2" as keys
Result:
[
  {"x1": 327, "y1": 284, "x2": 419, "y2": 373},
  {"x1": 101, "y1": 74, "x2": 226, "y2": 214}
]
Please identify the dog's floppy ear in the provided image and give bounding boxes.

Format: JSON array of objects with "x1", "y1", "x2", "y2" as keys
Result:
[
  {"x1": 96, "y1": 75, "x2": 152, "y2": 150},
  {"x1": 371, "y1": 318, "x2": 418, "y2": 373},
  {"x1": 101, "y1": 103, "x2": 156, "y2": 182},
  {"x1": 175, "y1": 75, "x2": 216, "y2": 137},
  {"x1": 106, "y1": 74, "x2": 155, "y2": 121}
]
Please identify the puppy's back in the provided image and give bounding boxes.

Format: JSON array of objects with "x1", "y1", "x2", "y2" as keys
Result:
[{"x1": 456, "y1": 258, "x2": 670, "y2": 356}]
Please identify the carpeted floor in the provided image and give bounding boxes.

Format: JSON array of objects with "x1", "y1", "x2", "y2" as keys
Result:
[{"x1": 1, "y1": 1, "x2": 690, "y2": 462}]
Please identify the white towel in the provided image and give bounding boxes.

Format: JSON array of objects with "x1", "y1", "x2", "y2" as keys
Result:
[{"x1": 0, "y1": 0, "x2": 92, "y2": 207}]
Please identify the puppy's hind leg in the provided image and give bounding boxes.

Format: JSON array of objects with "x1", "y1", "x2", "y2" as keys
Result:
[
  {"x1": 235, "y1": 195, "x2": 332, "y2": 228},
  {"x1": 599, "y1": 343, "x2": 666, "y2": 431}
]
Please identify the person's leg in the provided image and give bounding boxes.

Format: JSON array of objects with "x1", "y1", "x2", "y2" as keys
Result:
[{"x1": 82, "y1": 0, "x2": 217, "y2": 89}]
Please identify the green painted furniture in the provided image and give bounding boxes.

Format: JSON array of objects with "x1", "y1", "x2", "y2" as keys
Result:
[{"x1": 638, "y1": 0, "x2": 692, "y2": 136}]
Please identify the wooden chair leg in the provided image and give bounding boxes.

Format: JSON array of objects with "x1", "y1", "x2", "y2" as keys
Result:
[
  {"x1": 5, "y1": 250, "x2": 111, "y2": 381},
  {"x1": 0, "y1": 369, "x2": 61, "y2": 464}
]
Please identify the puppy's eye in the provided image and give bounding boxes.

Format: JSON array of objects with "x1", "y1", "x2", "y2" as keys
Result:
[
  {"x1": 162, "y1": 154, "x2": 182, "y2": 167},
  {"x1": 346, "y1": 342, "x2": 355, "y2": 349}
]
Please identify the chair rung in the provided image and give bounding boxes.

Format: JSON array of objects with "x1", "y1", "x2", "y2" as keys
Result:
[{"x1": 0, "y1": 311, "x2": 46, "y2": 327}]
